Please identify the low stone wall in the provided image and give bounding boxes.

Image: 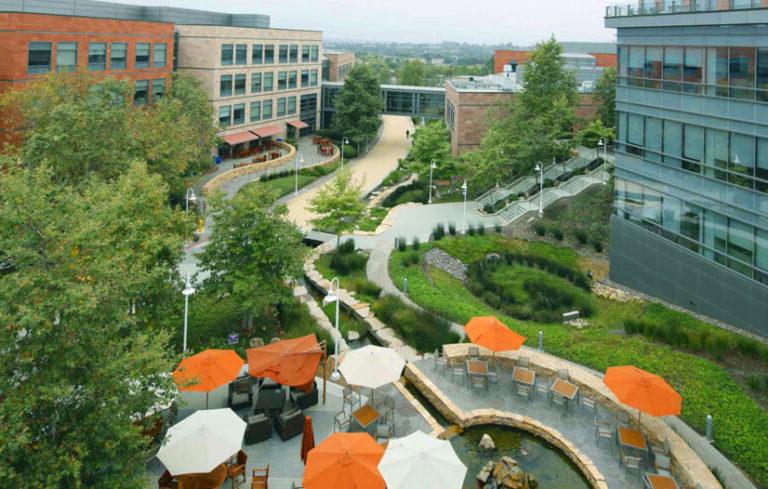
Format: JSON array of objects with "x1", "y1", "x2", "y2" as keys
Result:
[{"x1": 437, "y1": 343, "x2": 722, "y2": 489}]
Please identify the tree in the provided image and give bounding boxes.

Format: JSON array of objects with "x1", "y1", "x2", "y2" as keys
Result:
[
  {"x1": 408, "y1": 121, "x2": 456, "y2": 179},
  {"x1": 308, "y1": 168, "x2": 366, "y2": 245},
  {"x1": 397, "y1": 59, "x2": 427, "y2": 86},
  {"x1": 577, "y1": 119, "x2": 615, "y2": 149},
  {"x1": 594, "y1": 67, "x2": 616, "y2": 129},
  {"x1": 331, "y1": 65, "x2": 385, "y2": 144},
  {"x1": 198, "y1": 184, "x2": 305, "y2": 329},
  {"x1": 361, "y1": 55, "x2": 393, "y2": 85},
  {"x1": 0, "y1": 161, "x2": 183, "y2": 487}
]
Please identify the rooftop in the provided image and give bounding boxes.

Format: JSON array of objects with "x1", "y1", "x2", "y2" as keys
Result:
[{"x1": 606, "y1": 0, "x2": 768, "y2": 18}]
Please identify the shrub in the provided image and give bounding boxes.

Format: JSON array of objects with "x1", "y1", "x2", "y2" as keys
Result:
[
  {"x1": 411, "y1": 237, "x2": 421, "y2": 251},
  {"x1": 467, "y1": 224, "x2": 476, "y2": 236},
  {"x1": 591, "y1": 239, "x2": 604, "y2": 253},
  {"x1": 494, "y1": 222, "x2": 503, "y2": 234},
  {"x1": 341, "y1": 143, "x2": 357, "y2": 159},
  {"x1": 533, "y1": 221, "x2": 547, "y2": 236},
  {"x1": 482, "y1": 204, "x2": 494, "y2": 214},
  {"x1": 400, "y1": 250, "x2": 421, "y2": 267},
  {"x1": 382, "y1": 181, "x2": 428, "y2": 208},
  {"x1": 448, "y1": 222, "x2": 457, "y2": 236},
  {"x1": 746, "y1": 374, "x2": 763, "y2": 391},
  {"x1": 736, "y1": 336, "x2": 761, "y2": 357},
  {"x1": 337, "y1": 238, "x2": 356, "y2": 255},
  {"x1": 330, "y1": 252, "x2": 367, "y2": 275},
  {"x1": 478, "y1": 224, "x2": 486, "y2": 235},
  {"x1": 551, "y1": 226, "x2": 564, "y2": 241},
  {"x1": 348, "y1": 277, "x2": 382, "y2": 300},
  {"x1": 397, "y1": 237, "x2": 407, "y2": 252},
  {"x1": 574, "y1": 229, "x2": 588, "y2": 245},
  {"x1": 432, "y1": 223, "x2": 445, "y2": 241},
  {"x1": 372, "y1": 295, "x2": 460, "y2": 353}
]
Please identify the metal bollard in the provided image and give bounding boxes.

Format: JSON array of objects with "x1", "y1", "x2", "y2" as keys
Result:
[
  {"x1": 403, "y1": 278, "x2": 408, "y2": 294},
  {"x1": 706, "y1": 414, "x2": 714, "y2": 442},
  {"x1": 538, "y1": 331, "x2": 544, "y2": 351}
]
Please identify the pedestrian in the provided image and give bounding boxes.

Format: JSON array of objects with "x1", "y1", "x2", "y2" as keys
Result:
[{"x1": 406, "y1": 129, "x2": 410, "y2": 139}]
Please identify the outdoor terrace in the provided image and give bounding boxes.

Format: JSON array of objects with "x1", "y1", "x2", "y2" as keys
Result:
[{"x1": 606, "y1": 0, "x2": 768, "y2": 18}]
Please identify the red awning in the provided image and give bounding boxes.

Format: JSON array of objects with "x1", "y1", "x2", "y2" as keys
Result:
[
  {"x1": 251, "y1": 124, "x2": 284, "y2": 138},
  {"x1": 288, "y1": 120, "x2": 309, "y2": 129},
  {"x1": 223, "y1": 131, "x2": 259, "y2": 146}
]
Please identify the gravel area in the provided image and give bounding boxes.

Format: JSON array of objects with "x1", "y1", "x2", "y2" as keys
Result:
[{"x1": 425, "y1": 248, "x2": 468, "y2": 281}]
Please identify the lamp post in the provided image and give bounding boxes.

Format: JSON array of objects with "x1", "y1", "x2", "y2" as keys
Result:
[
  {"x1": 461, "y1": 179, "x2": 468, "y2": 233},
  {"x1": 535, "y1": 162, "x2": 544, "y2": 217},
  {"x1": 323, "y1": 277, "x2": 342, "y2": 381},
  {"x1": 341, "y1": 137, "x2": 350, "y2": 168},
  {"x1": 185, "y1": 188, "x2": 197, "y2": 213},
  {"x1": 294, "y1": 155, "x2": 305, "y2": 196},
  {"x1": 181, "y1": 272, "x2": 196, "y2": 357},
  {"x1": 428, "y1": 160, "x2": 438, "y2": 204}
]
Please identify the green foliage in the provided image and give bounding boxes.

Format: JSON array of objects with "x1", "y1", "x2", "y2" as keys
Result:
[
  {"x1": 467, "y1": 223, "x2": 476, "y2": 236},
  {"x1": 342, "y1": 144, "x2": 358, "y2": 160},
  {"x1": 308, "y1": 168, "x2": 366, "y2": 242},
  {"x1": 247, "y1": 174, "x2": 316, "y2": 199},
  {"x1": 397, "y1": 59, "x2": 427, "y2": 86},
  {"x1": 541, "y1": 183, "x2": 614, "y2": 248},
  {"x1": 331, "y1": 64, "x2": 385, "y2": 143},
  {"x1": 591, "y1": 239, "x2": 604, "y2": 253},
  {"x1": 448, "y1": 222, "x2": 457, "y2": 236},
  {"x1": 550, "y1": 226, "x2": 564, "y2": 241},
  {"x1": 576, "y1": 119, "x2": 615, "y2": 149},
  {"x1": 574, "y1": 229, "x2": 589, "y2": 245},
  {"x1": 400, "y1": 250, "x2": 422, "y2": 266},
  {"x1": 397, "y1": 237, "x2": 408, "y2": 252},
  {"x1": 412, "y1": 237, "x2": 421, "y2": 251},
  {"x1": 372, "y1": 295, "x2": 460, "y2": 353},
  {"x1": 382, "y1": 180, "x2": 428, "y2": 207},
  {"x1": 407, "y1": 121, "x2": 454, "y2": 179},
  {"x1": 594, "y1": 67, "x2": 617, "y2": 128},
  {"x1": 533, "y1": 221, "x2": 547, "y2": 236},
  {"x1": 359, "y1": 54, "x2": 393, "y2": 85},
  {"x1": 330, "y1": 252, "x2": 367, "y2": 276},
  {"x1": 357, "y1": 207, "x2": 389, "y2": 232},
  {"x1": 494, "y1": 222, "x2": 503, "y2": 234},
  {"x1": 477, "y1": 224, "x2": 486, "y2": 235},
  {"x1": 432, "y1": 223, "x2": 446, "y2": 241}
]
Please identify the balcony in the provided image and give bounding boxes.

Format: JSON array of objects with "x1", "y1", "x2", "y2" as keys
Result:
[{"x1": 606, "y1": 0, "x2": 768, "y2": 18}]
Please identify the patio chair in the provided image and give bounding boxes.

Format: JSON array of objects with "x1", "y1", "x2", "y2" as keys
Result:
[
  {"x1": 228, "y1": 450, "x2": 247, "y2": 488},
  {"x1": 433, "y1": 348, "x2": 447, "y2": 372},
  {"x1": 468, "y1": 346, "x2": 480, "y2": 360},
  {"x1": 252, "y1": 382, "x2": 285, "y2": 416},
  {"x1": 251, "y1": 465, "x2": 269, "y2": 489},
  {"x1": 289, "y1": 381, "x2": 318, "y2": 410},
  {"x1": 620, "y1": 453, "x2": 643, "y2": 477},
  {"x1": 376, "y1": 417, "x2": 395, "y2": 442},
  {"x1": 517, "y1": 356, "x2": 530, "y2": 369},
  {"x1": 274, "y1": 408, "x2": 304, "y2": 441},
  {"x1": 334, "y1": 410, "x2": 351, "y2": 432},
  {"x1": 250, "y1": 337, "x2": 264, "y2": 348},
  {"x1": 487, "y1": 370, "x2": 500, "y2": 386},
  {"x1": 557, "y1": 369, "x2": 570, "y2": 381},
  {"x1": 343, "y1": 386, "x2": 361, "y2": 413},
  {"x1": 470, "y1": 375, "x2": 488, "y2": 392},
  {"x1": 244, "y1": 413, "x2": 272, "y2": 445},
  {"x1": 651, "y1": 438, "x2": 672, "y2": 476},
  {"x1": 450, "y1": 366, "x2": 466, "y2": 384},
  {"x1": 158, "y1": 470, "x2": 178, "y2": 489},
  {"x1": 229, "y1": 376, "x2": 252, "y2": 411},
  {"x1": 594, "y1": 416, "x2": 614, "y2": 448},
  {"x1": 551, "y1": 390, "x2": 567, "y2": 410},
  {"x1": 579, "y1": 393, "x2": 597, "y2": 415},
  {"x1": 375, "y1": 396, "x2": 395, "y2": 423},
  {"x1": 515, "y1": 382, "x2": 532, "y2": 401},
  {"x1": 616, "y1": 410, "x2": 632, "y2": 427},
  {"x1": 534, "y1": 377, "x2": 551, "y2": 401}
]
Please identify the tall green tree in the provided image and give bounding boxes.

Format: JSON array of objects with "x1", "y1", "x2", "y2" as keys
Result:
[
  {"x1": 397, "y1": 59, "x2": 427, "y2": 86},
  {"x1": 408, "y1": 121, "x2": 456, "y2": 179},
  {"x1": 198, "y1": 185, "x2": 305, "y2": 329},
  {"x1": 361, "y1": 55, "x2": 393, "y2": 85},
  {"x1": 0, "y1": 161, "x2": 183, "y2": 487},
  {"x1": 308, "y1": 168, "x2": 366, "y2": 245},
  {"x1": 594, "y1": 67, "x2": 616, "y2": 129},
  {"x1": 331, "y1": 65, "x2": 385, "y2": 144}
]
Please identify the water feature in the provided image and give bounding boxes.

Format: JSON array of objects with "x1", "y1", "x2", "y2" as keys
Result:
[{"x1": 450, "y1": 426, "x2": 591, "y2": 489}]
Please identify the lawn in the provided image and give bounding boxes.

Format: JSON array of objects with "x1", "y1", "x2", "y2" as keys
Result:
[
  {"x1": 536, "y1": 182, "x2": 613, "y2": 250},
  {"x1": 390, "y1": 234, "x2": 768, "y2": 486},
  {"x1": 357, "y1": 207, "x2": 390, "y2": 232}
]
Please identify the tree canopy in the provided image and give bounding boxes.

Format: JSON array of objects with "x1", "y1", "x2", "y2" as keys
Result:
[
  {"x1": 407, "y1": 121, "x2": 457, "y2": 179},
  {"x1": 594, "y1": 67, "x2": 616, "y2": 129},
  {"x1": 308, "y1": 168, "x2": 366, "y2": 244},
  {"x1": 330, "y1": 64, "x2": 384, "y2": 144},
  {"x1": 397, "y1": 59, "x2": 427, "y2": 86}
]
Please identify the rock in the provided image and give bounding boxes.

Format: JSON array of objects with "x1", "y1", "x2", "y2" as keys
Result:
[
  {"x1": 347, "y1": 331, "x2": 360, "y2": 342},
  {"x1": 424, "y1": 248, "x2": 468, "y2": 281},
  {"x1": 478, "y1": 456, "x2": 538, "y2": 489},
  {"x1": 478, "y1": 433, "x2": 496, "y2": 451}
]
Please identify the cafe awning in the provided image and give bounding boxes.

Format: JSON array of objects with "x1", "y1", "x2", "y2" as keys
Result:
[
  {"x1": 223, "y1": 130, "x2": 259, "y2": 146},
  {"x1": 252, "y1": 124, "x2": 284, "y2": 139},
  {"x1": 288, "y1": 120, "x2": 309, "y2": 129}
]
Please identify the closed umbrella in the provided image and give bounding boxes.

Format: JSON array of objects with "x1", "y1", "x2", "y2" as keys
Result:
[
  {"x1": 378, "y1": 431, "x2": 466, "y2": 489},
  {"x1": 604, "y1": 365, "x2": 682, "y2": 422},
  {"x1": 338, "y1": 346, "x2": 405, "y2": 403},
  {"x1": 301, "y1": 415, "x2": 315, "y2": 465},
  {"x1": 173, "y1": 349, "x2": 244, "y2": 409},
  {"x1": 158, "y1": 408, "x2": 246, "y2": 476},
  {"x1": 303, "y1": 432, "x2": 385, "y2": 489}
]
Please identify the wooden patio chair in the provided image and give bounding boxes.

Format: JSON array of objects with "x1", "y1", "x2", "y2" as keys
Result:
[
  {"x1": 228, "y1": 450, "x2": 247, "y2": 487},
  {"x1": 251, "y1": 465, "x2": 269, "y2": 489}
]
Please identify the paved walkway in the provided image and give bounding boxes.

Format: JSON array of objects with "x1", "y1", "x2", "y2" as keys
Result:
[{"x1": 286, "y1": 115, "x2": 413, "y2": 229}]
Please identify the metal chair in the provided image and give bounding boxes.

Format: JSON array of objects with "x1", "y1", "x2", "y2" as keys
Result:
[
  {"x1": 433, "y1": 349, "x2": 447, "y2": 372},
  {"x1": 468, "y1": 346, "x2": 480, "y2": 359},
  {"x1": 450, "y1": 366, "x2": 466, "y2": 384},
  {"x1": 651, "y1": 438, "x2": 672, "y2": 476},
  {"x1": 487, "y1": 370, "x2": 500, "y2": 386},
  {"x1": 333, "y1": 410, "x2": 350, "y2": 432},
  {"x1": 551, "y1": 390, "x2": 567, "y2": 410},
  {"x1": 580, "y1": 393, "x2": 597, "y2": 415},
  {"x1": 470, "y1": 375, "x2": 488, "y2": 391},
  {"x1": 376, "y1": 417, "x2": 395, "y2": 442},
  {"x1": 343, "y1": 386, "x2": 361, "y2": 413},
  {"x1": 517, "y1": 356, "x2": 530, "y2": 368},
  {"x1": 557, "y1": 368, "x2": 570, "y2": 381},
  {"x1": 534, "y1": 376, "x2": 551, "y2": 401},
  {"x1": 594, "y1": 416, "x2": 614, "y2": 448},
  {"x1": 515, "y1": 382, "x2": 532, "y2": 402},
  {"x1": 375, "y1": 396, "x2": 395, "y2": 423},
  {"x1": 620, "y1": 453, "x2": 643, "y2": 478}
]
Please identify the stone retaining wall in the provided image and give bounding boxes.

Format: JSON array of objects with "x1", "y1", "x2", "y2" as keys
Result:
[{"x1": 436, "y1": 343, "x2": 722, "y2": 489}]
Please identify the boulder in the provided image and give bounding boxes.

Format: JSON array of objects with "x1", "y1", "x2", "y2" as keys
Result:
[
  {"x1": 478, "y1": 433, "x2": 496, "y2": 451},
  {"x1": 478, "y1": 456, "x2": 538, "y2": 489}
]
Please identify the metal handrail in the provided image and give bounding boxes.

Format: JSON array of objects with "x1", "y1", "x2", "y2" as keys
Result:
[{"x1": 606, "y1": 0, "x2": 766, "y2": 18}]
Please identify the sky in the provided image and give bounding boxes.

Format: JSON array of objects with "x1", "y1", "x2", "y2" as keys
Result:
[{"x1": 122, "y1": 0, "x2": 616, "y2": 45}]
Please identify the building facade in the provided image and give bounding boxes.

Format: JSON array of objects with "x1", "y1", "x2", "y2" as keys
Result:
[
  {"x1": 606, "y1": 1, "x2": 768, "y2": 335},
  {"x1": 494, "y1": 47, "x2": 617, "y2": 73},
  {"x1": 322, "y1": 51, "x2": 355, "y2": 82},
  {"x1": 175, "y1": 25, "x2": 322, "y2": 151}
]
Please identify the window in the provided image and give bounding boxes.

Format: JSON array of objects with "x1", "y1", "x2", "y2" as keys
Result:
[
  {"x1": 663, "y1": 121, "x2": 682, "y2": 167},
  {"x1": 618, "y1": 45, "x2": 628, "y2": 79},
  {"x1": 234, "y1": 74, "x2": 246, "y2": 95},
  {"x1": 251, "y1": 72, "x2": 262, "y2": 93},
  {"x1": 683, "y1": 125, "x2": 703, "y2": 173},
  {"x1": 728, "y1": 219, "x2": 755, "y2": 276},
  {"x1": 277, "y1": 97, "x2": 286, "y2": 117},
  {"x1": 301, "y1": 69, "x2": 310, "y2": 87},
  {"x1": 279, "y1": 45, "x2": 288, "y2": 64},
  {"x1": 278, "y1": 71, "x2": 287, "y2": 90},
  {"x1": 288, "y1": 71, "x2": 297, "y2": 89},
  {"x1": 663, "y1": 47, "x2": 683, "y2": 91},
  {"x1": 152, "y1": 79, "x2": 165, "y2": 100},
  {"x1": 680, "y1": 203, "x2": 702, "y2": 252},
  {"x1": 758, "y1": 49, "x2": 768, "y2": 102},
  {"x1": 28, "y1": 42, "x2": 52, "y2": 74},
  {"x1": 263, "y1": 72, "x2": 274, "y2": 92},
  {"x1": 221, "y1": 44, "x2": 234, "y2": 66},
  {"x1": 288, "y1": 96, "x2": 296, "y2": 114},
  {"x1": 218, "y1": 105, "x2": 231, "y2": 127},
  {"x1": 757, "y1": 138, "x2": 768, "y2": 193},
  {"x1": 264, "y1": 45, "x2": 275, "y2": 64},
  {"x1": 645, "y1": 117, "x2": 663, "y2": 162},
  {"x1": 233, "y1": 103, "x2": 245, "y2": 125},
  {"x1": 661, "y1": 195, "x2": 682, "y2": 236},
  {"x1": 153, "y1": 43, "x2": 167, "y2": 68},
  {"x1": 252, "y1": 44, "x2": 263, "y2": 64},
  {"x1": 88, "y1": 43, "x2": 107, "y2": 71},
  {"x1": 310, "y1": 45, "x2": 319, "y2": 62},
  {"x1": 134, "y1": 80, "x2": 149, "y2": 106},
  {"x1": 706, "y1": 47, "x2": 729, "y2": 97},
  {"x1": 111, "y1": 42, "x2": 127, "y2": 69},
  {"x1": 730, "y1": 133, "x2": 755, "y2": 189},
  {"x1": 757, "y1": 228, "x2": 768, "y2": 285},
  {"x1": 250, "y1": 101, "x2": 261, "y2": 122},
  {"x1": 220, "y1": 75, "x2": 233, "y2": 97},
  {"x1": 134, "y1": 43, "x2": 150, "y2": 68},
  {"x1": 627, "y1": 114, "x2": 644, "y2": 155},
  {"x1": 644, "y1": 47, "x2": 662, "y2": 88},
  {"x1": 628, "y1": 46, "x2": 644, "y2": 86},
  {"x1": 705, "y1": 129, "x2": 729, "y2": 182},
  {"x1": 262, "y1": 100, "x2": 273, "y2": 120},
  {"x1": 56, "y1": 42, "x2": 77, "y2": 72},
  {"x1": 729, "y1": 47, "x2": 756, "y2": 100},
  {"x1": 310, "y1": 69, "x2": 318, "y2": 87},
  {"x1": 302, "y1": 45, "x2": 310, "y2": 63},
  {"x1": 683, "y1": 47, "x2": 703, "y2": 93},
  {"x1": 289, "y1": 45, "x2": 298, "y2": 64},
  {"x1": 235, "y1": 44, "x2": 247, "y2": 65}
]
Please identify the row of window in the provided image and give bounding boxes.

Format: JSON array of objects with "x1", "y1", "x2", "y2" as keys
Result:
[
  {"x1": 616, "y1": 111, "x2": 768, "y2": 193},
  {"x1": 28, "y1": 41, "x2": 167, "y2": 74},
  {"x1": 133, "y1": 79, "x2": 166, "y2": 106},
  {"x1": 221, "y1": 43, "x2": 319, "y2": 67},
  {"x1": 618, "y1": 45, "x2": 768, "y2": 101},
  {"x1": 219, "y1": 70, "x2": 319, "y2": 98},
  {"x1": 218, "y1": 96, "x2": 298, "y2": 127},
  {"x1": 615, "y1": 178, "x2": 768, "y2": 285}
]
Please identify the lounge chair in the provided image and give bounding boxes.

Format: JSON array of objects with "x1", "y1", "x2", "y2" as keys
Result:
[
  {"x1": 274, "y1": 408, "x2": 304, "y2": 441},
  {"x1": 252, "y1": 380, "x2": 285, "y2": 415},
  {"x1": 290, "y1": 381, "x2": 318, "y2": 410},
  {"x1": 244, "y1": 413, "x2": 272, "y2": 445},
  {"x1": 229, "y1": 376, "x2": 252, "y2": 411}
]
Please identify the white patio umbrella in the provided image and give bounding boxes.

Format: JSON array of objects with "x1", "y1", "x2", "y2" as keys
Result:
[
  {"x1": 338, "y1": 345, "x2": 405, "y2": 402},
  {"x1": 378, "y1": 431, "x2": 467, "y2": 489},
  {"x1": 157, "y1": 408, "x2": 246, "y2": 476}
]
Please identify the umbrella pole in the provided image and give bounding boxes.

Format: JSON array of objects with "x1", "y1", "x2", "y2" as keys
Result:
[
  {"x1": 206, "y1": 391, "x2": 209, "y2": 410},
  {"x1": 322, "y1": 343, "x2": 327, "y2": 406}
]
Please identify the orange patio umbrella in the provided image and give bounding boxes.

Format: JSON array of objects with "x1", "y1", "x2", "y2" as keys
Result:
[
  {"x1": 300, "y1": 415, "x2": 315, "y2": 465},
  {"x1": 303, "y1": 433, "x2": 385, "y2": 489},
  {"x1": 173, "y1": 349, "x2": 244, "y2": 408},
  {"x1": 465, "y1": 317, "x2": 527, "y2": 352},
  {"x1": 247, "y1": 334, "x2": 322, "y2": 388},
  {"x1": 604, "y1": 366, "x2": 682, "y2": 421}
]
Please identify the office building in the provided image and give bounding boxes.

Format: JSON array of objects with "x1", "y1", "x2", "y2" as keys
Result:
[
  {"x1": 322, "y1": 51, "x2": 355, "y2": 82},
  {"x1": 606, "y1": 0, "x2": 768, "y2": 335}
]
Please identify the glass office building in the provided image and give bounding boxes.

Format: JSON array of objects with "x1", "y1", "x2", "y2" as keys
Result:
[{"x1": 605, "y1": 2, "x2": 768, "y2": 335}]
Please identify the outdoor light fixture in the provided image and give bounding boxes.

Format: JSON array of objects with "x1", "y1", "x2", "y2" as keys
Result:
[
  {"x1": 341, "y1": 137, "x2": 350, "y2": 168},
  {"x1": 325, "y1": 277, "x2": 342, "y2": 381},
  {"x1": 536, "y1": 162, "x2": 545, "y2": 217},
  {"x1": 185, "y1": 188, "x2": 197, "y2": 213},
  {"x1": 428, "y1": 160, "x2": 438, "y2": 204},
  {"x1": 295, "y1": 154, "x2": 305, "y2": 196},
  {"x1": 182, "y1": 272, "x2": 196, "y2": 357},
  {"x1": 461, "y1": 180, "x2": 468, "y2": 233}
]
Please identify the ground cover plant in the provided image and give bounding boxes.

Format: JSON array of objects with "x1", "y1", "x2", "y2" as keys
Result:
[
  {"x1": 372, "y1": 295, "x2": 460, "y2": 353},
  {"x1": 536, "y1": 183, "x2": 613, "y2": 251},
  {"x1": 358, "y1": 207, "x2": 389, "y2": 232},
  {"x1": 314, "y1": 239, "x2": 382, "y2": 304}
]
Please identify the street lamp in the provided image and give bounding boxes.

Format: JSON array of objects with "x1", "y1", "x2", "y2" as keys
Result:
[
  {"x1": 535, "y1": 162, "x2": 545, "y2": 217},
  {"x1": 341, "y1": 137, "x2": 350, "y2": 168},
  {"x1": 185, "y1": 188, "x2": 197, "y2": 213},
  {"x1": 461, "y1": 179, "x2": 468, "y2": 233},
  {"x1": 428, "y1": 160, "x2": 438, "y2": 204},
  {"x1": 294, "y1": 154, "x2": 305, "y2": 196},
  {"x1": 598, "y1": 138, "x2": 608, "y2": 163},
  {"x1": 181, "y1": 272, "x2": 196, "y2": 357},
  {"x1": 323, "y1": 277, "x2": 342, "y2": 381}
]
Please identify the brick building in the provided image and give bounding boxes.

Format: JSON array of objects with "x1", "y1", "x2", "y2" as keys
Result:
[
  {"x1": 322, "y1": 51, "x2": 355, "y2": 82},
  {"x1": 493, "y1": 48, "x2": 617, "y2": 73}
]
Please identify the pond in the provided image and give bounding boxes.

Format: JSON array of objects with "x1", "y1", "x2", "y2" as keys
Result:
[{"x1": 451, "y1": 425, "x2": 591, "y2": 489}]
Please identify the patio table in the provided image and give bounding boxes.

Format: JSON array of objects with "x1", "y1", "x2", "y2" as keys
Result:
[
  {"x1": 466, "y1": 360, "x2": 488, "y2": 377},
  {"x1": 550, "y1": 378, "x2": 579, "y2": 400},
  {"x1": 643, "y1": 474, "x2": 678, "y2": 489},
  {"x1": 350, "y1": 404, "x2": 380, "y2": 436},
  {"x1": 618, "y1": 426, "x2": 647, "y2": 451},
  {"x1": 513, "y1": 367, "x2": 535, "y2": 386}
]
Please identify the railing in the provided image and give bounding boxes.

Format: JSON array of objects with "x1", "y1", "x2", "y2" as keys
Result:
[{"x1": 606, "y1": 0, "x2": 768, "y2": 18}]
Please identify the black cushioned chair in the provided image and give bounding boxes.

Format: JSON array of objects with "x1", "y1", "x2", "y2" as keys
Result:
[
  {"x1": 228, "y1": 376, "x2": 252, "y2": 411},
  {"x1": 244, "y1": 413, "x2": 272, "y2": 445},
  {"x1": 274, "y1": 408, "x2": 304, "y2": 441},
  {"x1": 289, "y1": 381, "x2": 318, "y2": 410},
  {"x1": 252, "y1": 379, "x2": 285, "y2": 416}
]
